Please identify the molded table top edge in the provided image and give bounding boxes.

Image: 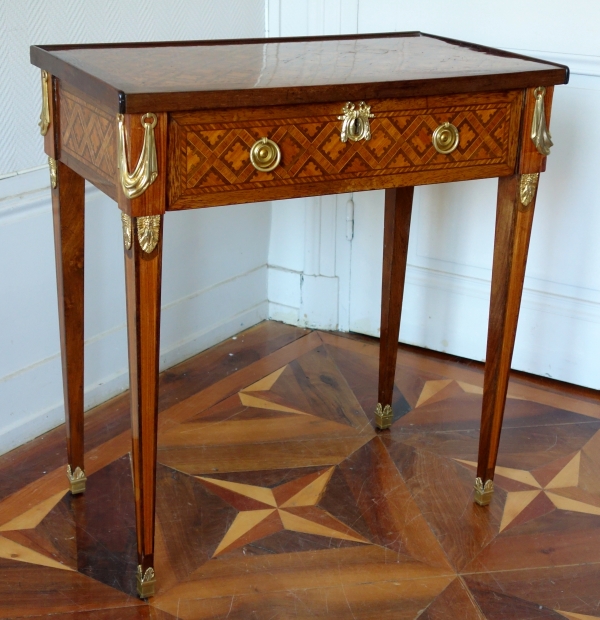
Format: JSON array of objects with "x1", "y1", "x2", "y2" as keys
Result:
[{"x1": 30, "y1": 31, "x2": 569, "y2": 114}]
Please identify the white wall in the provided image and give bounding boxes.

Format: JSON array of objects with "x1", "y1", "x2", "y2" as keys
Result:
[
  {"x1": 266, "y1": 2, "x2": 359, "y2": 331},
  {"x1": 266, "y1": 0, "x2": 600, "y2": 389},
  {"x1": 0, "y1": 0, "x2": 269, "y2": 455},
  {"x1": 3, "y1": 0, "x2": 599, "y2": 455}
]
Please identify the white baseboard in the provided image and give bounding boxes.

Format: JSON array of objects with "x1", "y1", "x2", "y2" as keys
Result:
[
  {"x1": 269, "y1": 259, "x2": 600, "y2": 389},
  {"x1": 267, "y1": 266, "x2": 339, "y2": 329},
  {"x1": 0, "y1": 292, "x2": 268, "y2": 457},
  {"x1": 399, "y1": 265, "x2": 600, "y2": 389},
  {"x1": 267, "y1": 266, "x2": 302, "y2": 308},
  {"x1": 269, "y1": 301, "x2": 301, "y2": 325},
  {"x1": 300, "y1": 274, "x2": 339, "y2": 329}
]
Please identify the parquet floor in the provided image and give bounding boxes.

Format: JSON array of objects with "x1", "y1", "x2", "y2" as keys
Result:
[{"x1": 1, "y1": 322, "x2": 600, "y2": 619}]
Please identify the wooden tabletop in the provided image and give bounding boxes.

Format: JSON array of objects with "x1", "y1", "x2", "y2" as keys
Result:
[{"x1": 31, "y1": 32, "x2": 569, "y2": 114}]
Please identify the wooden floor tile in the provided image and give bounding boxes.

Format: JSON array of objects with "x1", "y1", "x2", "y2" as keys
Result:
[
  {"x1": 3, "y1": 607, "x2": 177, "y2": 619},
  {"x1": 151, "y1": 546, "x2": 454, "y2": 619},
  {"x1": 463, "y1": 564, "x2": 600, "y2": 619},
  {"x1": 2, "y1": 322, "x2": 600, "y2": 618},
  {"x1": 0, "y1": 559, "x2": 141, "y2": 618},
  {"x1": 158, "y1": 331, "x2": 323, "y2": 429},
  {"x1": 466, "y1": 586, "x2": 568, "y2": 619},
  {"x1": 158, "y1": 323, "x2": 310, "y2": 411},
  {"x1": 463, "y1": 510, "x2": 600, "y2": 572},
  {"x1": 0, "y1": 489, "x2": 68, "y2": 532},
  {"x1": 396, "y1": 389, "x2": 600, "y2": 433},
  {"x1": 331, "y1": 437, "x2": 453, "y2": 570},
  {"x1": 73, "y1": 456, "x2": 139, "y2": 597},
  {"x1": 152, "y1": 578, "x2": 454, "y2": 619},
  {"x1": 419, "y1": 577, "x2": 485, "y2": 620},
  {"x1": 323, "y1": 338, "x2": 413, "y2": 424},
  {"x1": 154, "y1": 464, "x2": 237, "y2": 589},
  {"x1": 0, "y1": 534, "x2": 74, "y2": 572},
  {"x1": 157, "y1": 435, "x2": 372, "y2": 475},
  {"x1": 384, "y1": 434, "x2": 503, "y2": 572},
  {"x1": 160, "y1": 415, "x2": 363, "y2": 449}
]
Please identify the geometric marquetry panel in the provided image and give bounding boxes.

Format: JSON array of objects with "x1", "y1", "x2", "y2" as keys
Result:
[
  {"x1": 169, "y1": 90, "x2": 521, "y2": 208},
  {"x1": 60, "y1": 84, "x2": 116, "y2": 186}
]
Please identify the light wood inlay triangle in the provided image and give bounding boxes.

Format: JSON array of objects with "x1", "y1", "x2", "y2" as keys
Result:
[
  {"x1": 455, "y1": 460, "x2": 541, "y2": 488},
  {"x1": 213, "y1": 509, "x2": 275, "y2": 557},
  {"x1": 242, "y1": 366, "x2": 287, "y2": 392},
  {"x1": 196, "y1": 477, "x2": 277, "y2": 507},
  {"x1": 546, "y1": 452, "x2": 580, "y2": 489},
  {"x1": 278, "y1": 509, "x2": 368, "y2": 543},
  {"x1": 545, "y1": 486, "x2": 600, "y2": 509},
  {"x1": 280, "y1": 467, "x2": 334, "y2": 508},
  {"x1": 492, "y1": 465, "x2": 542, "y2": 487},
  {"x1": 499, "y1": 490, "x2": 541, "y2": 532},
  {"x1": 0, "y1": 535, "x2": 74, "y2": 571},
  {"x1": 546, "y1": 492, "x2": 600, "y2": 516},
  {"x1": 457, "y1": 381, "x2": 484, "y2": 395},
  {"x1": 457, "y1": 381, "x2": 525, "y2": 400},
  {"x1": 239, "y1": 392, "x2": 311, "y2": 416},
  {"x1": 0, "y1": 489, "x2": 68, "y2": 532},
  {"x1": 416, "y1": 380, "x2": 452, "y2": 408}
]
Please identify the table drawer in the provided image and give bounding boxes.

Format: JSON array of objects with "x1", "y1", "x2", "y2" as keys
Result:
[{"x1": 168, "y1": 91, "x2": 522, "y2": 209}]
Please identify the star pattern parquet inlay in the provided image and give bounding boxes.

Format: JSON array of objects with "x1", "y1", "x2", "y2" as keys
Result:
[
  {"x1": 197, "y1": 466, "x2": 371, "y2": 556},
  {"x1": 0, "y1": 322, "x2": 599, "y2": 619}
]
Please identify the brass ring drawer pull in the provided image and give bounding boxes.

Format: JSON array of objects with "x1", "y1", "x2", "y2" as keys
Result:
[
  {"x1": 250, "y1": 137, "x2": 281, "y2": 172},
  {"x1": 432, "y1": 122, "x2": 460, "y2": 154}
]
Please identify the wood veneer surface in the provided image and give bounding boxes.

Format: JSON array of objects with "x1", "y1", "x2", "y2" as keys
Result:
[
  {"x1": 30, "y1": 32, "x2": 568, "y2": 113},
  {"x1": 1, "y1": 321, "x2": 598, "y2": 619}
]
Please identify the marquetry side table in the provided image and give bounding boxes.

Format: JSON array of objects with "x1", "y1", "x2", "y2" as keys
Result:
[{"x1": 31, "y1": 32, "x2": 568, "y2": 597}]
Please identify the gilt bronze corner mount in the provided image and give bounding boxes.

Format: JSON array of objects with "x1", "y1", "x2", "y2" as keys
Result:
[
  {"x1": 121, "y1": 212, "x2": 132, "y2": 250},
  {"x1": 531, "y1": 87, "x2": 553, "y2": 156},
  {"x1": 117, "y1": 112, "x2": 158, "y2": 199},
  {"x1": 39, "y1": 70, "x2": 50, "y2": 136},
  {"x1": 520, "y1": 173, "x2": 539, "y2": 207},
  {"x1": 137, "y1": 215, "x2": 161, "y2": 254},
  {"x1": 48, "y1": 157, "x2": 57, "y2": 189}
]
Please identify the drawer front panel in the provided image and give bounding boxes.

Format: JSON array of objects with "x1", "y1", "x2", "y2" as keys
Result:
[{"x1": 168, "y1": 91, "x2": 522, "y2": 208}]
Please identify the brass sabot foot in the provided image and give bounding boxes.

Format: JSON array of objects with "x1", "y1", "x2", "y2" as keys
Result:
[
  {"x1": 375, "y1": 403, "x2": 393, "y2": 430},
  {"x1": 474, "y1": 477, "x2": 494, "y2": 506},
  {"x1": 66, "y1": 465, "x2": 87, "y2": 494},
  {"x1": 137, "y1": 565, "x2": 156, "y2": 598}
]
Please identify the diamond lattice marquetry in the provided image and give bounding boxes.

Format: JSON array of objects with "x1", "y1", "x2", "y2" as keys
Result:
[
  {"x1": 174, "y1": 97, "x2": 516, "y2": 197},
  {"x1": 60, "y1": 89, "x2": 116, "y2": 181},
  {"x1": 363, "y1": 124, "x2": 395, "y2": 162}
]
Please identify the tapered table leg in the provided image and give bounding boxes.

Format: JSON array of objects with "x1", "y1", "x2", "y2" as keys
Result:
[
  {"x1": 376, "y1": 186, "x2": 414, "y2": 429},
  {"x1": 122, "y1": 213, "x2": 163, "y2": 598},
  {"x1": 51, "y1": 161, "x2": 87, "y2": 494},
  {"x1": 475, "y1": 173, "x2": 539, "y2": 505}
]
